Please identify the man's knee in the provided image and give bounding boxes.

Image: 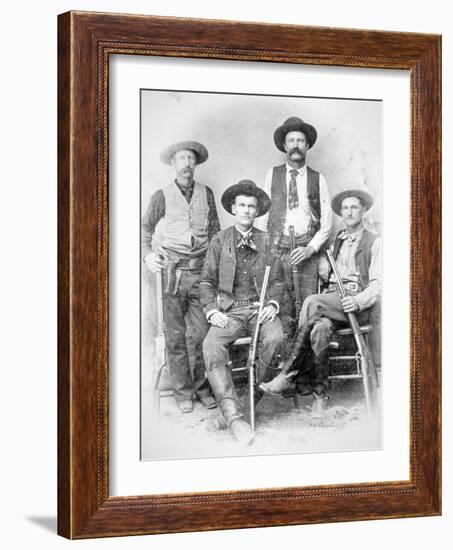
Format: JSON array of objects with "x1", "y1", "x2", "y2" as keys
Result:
[
  {"x1": 300, "y1": 294, "x2": 323, "y2": 321},
  {"x1": 305, "y1": 293, "x2": 323, "y2": 309}
]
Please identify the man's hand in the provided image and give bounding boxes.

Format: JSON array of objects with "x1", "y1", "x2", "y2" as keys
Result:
[
  {"x1": 341, "y1": 296, "x2": 359, "y2": 313},
  {"x1": 318, "y1": 255, "x2": 330, "y2": 281},
  {"x1": 258, "y1": 304, "x2": 277, "y2": 324},
  {"x1": 290, "y1": 245, "x2": 315, "y2": 265},
  {"x1": 144, "y1": 252, "x2": 164, "y2": 273},
  {"x1": 209, "y1": 311, "x2": 229, "y2": 328}
]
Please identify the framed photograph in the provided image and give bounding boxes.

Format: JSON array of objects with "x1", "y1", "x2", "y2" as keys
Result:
[{"x1": 58, "y1": 11, "x2": 441, "y2": 538}]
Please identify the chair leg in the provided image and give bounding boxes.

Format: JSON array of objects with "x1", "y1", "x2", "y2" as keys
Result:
[{"x1": 364, "y1": 334, "x2": 379, "y2": 387}]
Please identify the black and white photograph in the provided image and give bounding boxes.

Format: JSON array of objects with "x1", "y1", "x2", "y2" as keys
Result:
[{"x1": 140, "y1": 89, "x2": 383, "y2": 460}]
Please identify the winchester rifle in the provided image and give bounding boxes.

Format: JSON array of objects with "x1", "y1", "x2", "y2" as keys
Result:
[
  {"x1": 151, "y1": 260, "x2": 167, "y2": 419},
  {"x1": 247, "y1": 264, "x2": 271, "y2": 432},
  {"x1": 288, "y1": 225, "x2": 302, "y2": 321},
  {"x1": 326, "y1": 249, "x2": 378, "y2": 415}
]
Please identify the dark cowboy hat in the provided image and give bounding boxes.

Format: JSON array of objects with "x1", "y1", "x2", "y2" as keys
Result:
[
  {"x1": 160, "y1": 140, "x2": 209, "y2": 165},
  {"x1": 273, "y1": 116, "x2": 318, "y2": 152},
  {"x1": 221, "y1": 180, "x2": 271, "y2": 217},
  {"x1": 331, "y1": 189, "x2": 374, "y2": 216}
]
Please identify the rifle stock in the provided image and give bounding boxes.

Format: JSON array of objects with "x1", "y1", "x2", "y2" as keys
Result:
[{"x1": 151, "y1": 268, "x2": 167, "y2": 419}]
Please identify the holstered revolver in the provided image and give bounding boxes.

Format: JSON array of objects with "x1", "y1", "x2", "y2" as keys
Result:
[{"x1": 163, "y1": 259, "x2": 178, "y2": 295}]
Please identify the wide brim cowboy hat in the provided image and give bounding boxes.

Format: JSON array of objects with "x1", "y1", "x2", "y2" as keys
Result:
[
  {"x1": 160, "y1": 140, "x2": 209, "y2": 165},
  {"x1": 274, "y1": 116, "x2": 318, "y2": 152},
  {"x1": 221, "y1": 180, "x2": 271, "y2": 217},
  {"x1": 331, "y1": 189, "x2": 374, "y2": 216}
]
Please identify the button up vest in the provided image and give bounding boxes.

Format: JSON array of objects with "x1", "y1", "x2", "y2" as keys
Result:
[
  {"x1": 267, "y1": 164, "x2": 321, "y2": 246},
  {"x1": 332, "y1": 228, "x2": 378, "y2": 287},
  {"x1": 161, "y1": 182, "x2": 209, "y2": 256}
]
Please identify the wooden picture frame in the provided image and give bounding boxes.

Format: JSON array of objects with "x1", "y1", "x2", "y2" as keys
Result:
[{"x1": 58, "y1": 10, "x2": 441, "y2": 539}]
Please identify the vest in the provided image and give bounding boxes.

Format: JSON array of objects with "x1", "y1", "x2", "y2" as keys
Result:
[
  {"x1": 160, "y1": 182, "x2": 209, "y2": 256},
  {"x1": 267, "y1": 164, "x2": 321, "y2": 246},
  {"x1": 332, "y1": 228, "x2": 378, "y2": 287},
  {"x1": 217, "y1": 227, "x2": 272, "y2": 311}
]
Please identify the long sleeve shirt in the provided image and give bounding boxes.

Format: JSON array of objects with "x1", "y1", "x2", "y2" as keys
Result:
[
  {"x1": 322, "y1": 228, "x2": 381, "y2": 311},
  {"x1": 200, "y1": 226, "x2": 284, "y2": 319},
  {"x1": 141, "y1": 181, "x2": 220, "y2": 259},
  {"x1": 254, "y1": 163, "x2": 332, "y2": 252}
]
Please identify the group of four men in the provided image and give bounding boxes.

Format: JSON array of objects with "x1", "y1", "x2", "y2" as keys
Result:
[{"x1": 142, "y1": 116, "x2": 381, "y2": 446}]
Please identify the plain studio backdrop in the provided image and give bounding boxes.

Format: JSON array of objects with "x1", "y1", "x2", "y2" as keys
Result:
[{"x1": 0, "y1": 1, "x2": 450, "y2": 549}]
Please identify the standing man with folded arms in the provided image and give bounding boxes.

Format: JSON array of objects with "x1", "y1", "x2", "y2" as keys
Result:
[{"x1": 142, "y1": 140, "x2": 220, "y2": 414}]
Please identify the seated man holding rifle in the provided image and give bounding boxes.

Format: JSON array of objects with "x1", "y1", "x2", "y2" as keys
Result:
[
  {"x1": 200, "y1": 180, "x2": 285, "y2": 446},
  {"x1": 260, "y1": 189, "x2": 381, "y2": 417}
]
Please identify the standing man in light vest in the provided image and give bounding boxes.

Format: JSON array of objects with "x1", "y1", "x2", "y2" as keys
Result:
[
  {"x1": 255, "y1": 117, "x2": 333, "y2": 317},
  {"x1": 142, "y1": 141, "x2": 221, "y2": 414}
]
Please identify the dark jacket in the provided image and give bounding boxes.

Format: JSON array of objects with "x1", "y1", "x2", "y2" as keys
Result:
[{"x1": 199, "y1": 226, "x2": 285, "y2": 314}]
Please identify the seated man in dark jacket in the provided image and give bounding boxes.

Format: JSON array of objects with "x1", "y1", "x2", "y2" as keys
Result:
[{"x1": 200, "y1": 180, "x2": 285, "y2": 446}]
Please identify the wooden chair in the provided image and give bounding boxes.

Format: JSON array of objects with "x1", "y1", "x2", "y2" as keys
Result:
[{"x1": 327, "y1": 323, "x2": 380, "y2": 413}]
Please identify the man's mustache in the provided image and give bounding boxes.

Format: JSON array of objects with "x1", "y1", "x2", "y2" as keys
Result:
[{"x1": 289, "y1": 148, "x2": 304, "y2": 154}]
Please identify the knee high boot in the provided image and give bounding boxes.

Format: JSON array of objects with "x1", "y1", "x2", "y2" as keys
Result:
[
  {"x1": 312, "y1": 348, "x2": 330, "y2": 396},
  {"x1": 207, "y1": 365, "x2": 254, "y2": 446},
  {"x1": 241, "y1": 358, "x2": 276, "y2": 414},
  {"x1": 311, "y1": 348, "x2": 330, "y2": 417},
  {"x1": 260, "y1": 324, "x2": 312, "y2": 395}
]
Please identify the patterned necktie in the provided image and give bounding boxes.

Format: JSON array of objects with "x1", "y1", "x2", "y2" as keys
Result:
[
  {"x1": 288, "y1": 169, "x2": 299, "y2": 209},
  {"x1": 237, "y1": 232, "x2": 257, "y2": 251}
]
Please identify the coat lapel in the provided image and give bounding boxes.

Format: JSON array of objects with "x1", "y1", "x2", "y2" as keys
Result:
[{"x1": 218, "y1": 226, "x2": 237, "y2": 295}]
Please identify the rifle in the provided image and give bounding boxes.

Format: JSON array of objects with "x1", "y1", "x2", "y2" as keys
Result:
[
  {"x1": 288, "y1": 225, "x2": 302, "y2": 321},
  {"x1": 247, "y1": 265, "x2": 271, "y2": 432},
  {"x1": 151, "y1": 261, "x2": 167, "y2": 420},
  {"x1": 326, "y1": 250, "x2": 378, "y2": 415}
]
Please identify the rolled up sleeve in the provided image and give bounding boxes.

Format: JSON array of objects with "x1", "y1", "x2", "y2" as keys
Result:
[
  {"x1": 308, "y1": 174, "x2": 332, "y2": 253},
  {"x1": 355, "y1": 237, "x2": 382, "y2": 311}
]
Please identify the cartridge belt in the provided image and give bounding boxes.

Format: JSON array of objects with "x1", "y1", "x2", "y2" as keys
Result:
[
  {"x1": 175, "y1": 257, "x2": 205, "y2": 270},
  {"x1": 327, "y1": 281, "x2": 361, "y2": 294},
  {"x1": 232, "y1": 297, "x2": 259, "y2": 308}
]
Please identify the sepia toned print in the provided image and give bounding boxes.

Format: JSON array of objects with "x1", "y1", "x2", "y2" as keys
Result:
[{"x1": 141, "y1": 89, "x2": 382, "y2": 460}]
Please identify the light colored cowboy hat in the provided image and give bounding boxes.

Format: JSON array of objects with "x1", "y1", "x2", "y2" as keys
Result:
[
  {"x1": 160, "y1": 140, "x2": 209, "y2": 165},
  {"x1": 331, "y1": 189, "x2": 374, "y2": 216},
  {"x1": 221, "y1": 180, "x2": 271, "y2": 217},
  {"x1": 273, "y1": 116, "x2": 318, "y2": 151}
]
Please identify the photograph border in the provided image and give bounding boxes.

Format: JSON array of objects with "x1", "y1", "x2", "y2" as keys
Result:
[{"x1": 58, "y1": 11, "x2": 441, "y2": 538}]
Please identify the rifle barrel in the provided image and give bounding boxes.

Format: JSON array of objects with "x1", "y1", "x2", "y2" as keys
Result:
[
  {"x1": 289, "y1": 225, "x2": 302, "y2": 318},
  {"x1": 326, "y1": 250, "x2": 347, "y2": 297},
  {"x1": 326, "y1": 250, "x2": 377, "y2": 414},
  {"x1": 249, "y1": 265, "x2": 271, "y2": 432}
]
